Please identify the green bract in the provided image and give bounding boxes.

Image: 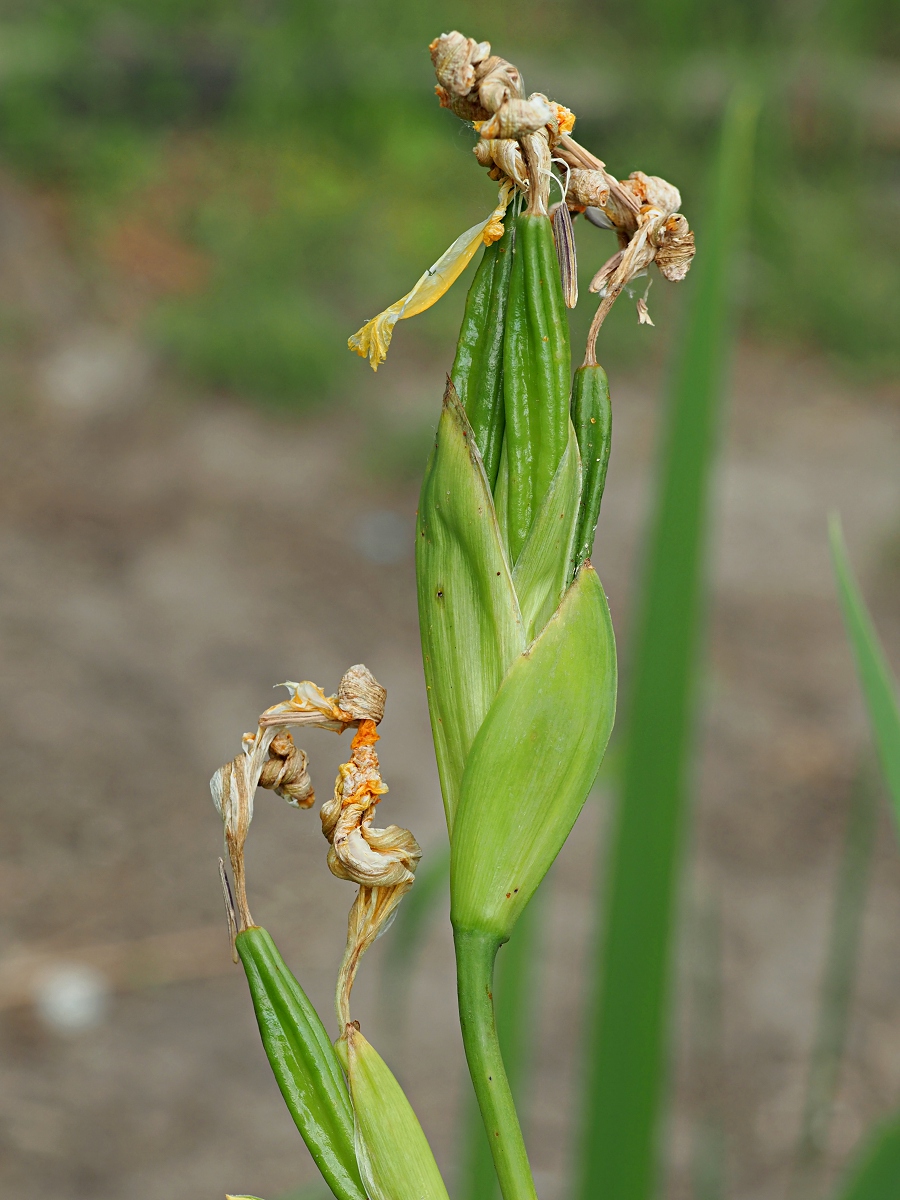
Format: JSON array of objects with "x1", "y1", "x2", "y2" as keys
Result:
[
  {"x1": 236, "y1": 928, "x2": 366, "y2": 1200},
  {"x1": 450, "y1": 563, "x2": 617, "y2": 940},
  {"x1": 341, "y1": 1025, "x2": 451, "y2": 1200},
  {"x1": 416, "y1": 383, "x2": 526, "y2": 830}
]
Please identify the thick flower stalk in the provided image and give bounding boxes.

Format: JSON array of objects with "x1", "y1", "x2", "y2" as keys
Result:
[{"x1": 349, "y1": 30, "x2": 694, "y2": 1200}]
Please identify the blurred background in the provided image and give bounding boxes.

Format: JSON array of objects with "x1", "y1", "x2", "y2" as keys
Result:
[{"x1": 0, "y1": 2, "x2": 898, "y2": 1199}]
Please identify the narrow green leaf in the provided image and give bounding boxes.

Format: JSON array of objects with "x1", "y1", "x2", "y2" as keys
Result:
[
  {"x1": 451, "y1": 563, "x2": 617, "y2": 941},
  {"x1": 417, "y1": 380, "x2": 526, "y2": 831},
  {"x1": 790, "y1": 766, "x2": 878, "y2": 1200},
  {"x1": 236, "y1": 928, "x2": 366, "y2": 1200},
  {"x1": 512, "y1": 422, "x2": 581, "y2": 641},
  {"x1": 832, "y1": 1115, "x2": 900, "y2": 1200},
  {"x1": 576, "y1": 87, "x2": 759, "y2": 1200},
  {"x1": 343, "y1": 1025, "x2": 451, "y2": 1200},
  {"x1": 829, "y1": 518, "x2": 900, "y2": 820}
]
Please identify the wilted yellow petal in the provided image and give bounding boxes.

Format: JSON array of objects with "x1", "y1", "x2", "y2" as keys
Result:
[{"x1": 348, "y1": 182, "x2": 513, "y2": 371}]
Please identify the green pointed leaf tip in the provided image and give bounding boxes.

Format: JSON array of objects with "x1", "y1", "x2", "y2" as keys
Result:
[
  {"x1": 417, "y1": 380, "x2": 525, "y2": 830},
  {"x1": 835, "y1": 1114, "x2": 900, "y2": 1200},
  {"x1": 235, "y1": 928, "x2": 366, "y2": 1200},
  {"x1": 450, "y1": 563, "x2": 617, "y2": 940},
  {"x1": 512, "y1": 422, "x2": 581, "y2": 641},
  {"x1": 829, "y1": 517, "x2": 900, "y2": 820},
  {"x1": 344, "y1": 1024, "x2": 451, "y2": 1200}
]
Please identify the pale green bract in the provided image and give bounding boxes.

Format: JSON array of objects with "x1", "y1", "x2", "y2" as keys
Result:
[
  {"x1": 343, "y1": 1026, "x2": 451, "y2": 1200},
  {"x1": 451, "y1": 563, "x2": 617, "y2": 939},
  {"x1": 418, "y1": 379, "x2": 616, "y2": 940},
  {"x1": 416, "y1": 381, "x2": 526, "y2": 830}
]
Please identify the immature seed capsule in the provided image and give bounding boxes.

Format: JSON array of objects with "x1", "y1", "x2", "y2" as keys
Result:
[
  {"x1": 450, "y1": 199, "x2": 518, "y2": 489},
  {"x1": 570, "y1": 363, "x2": 612, "y2": 571},
  {"x1": 235, "y1": 927, "x2": 366, "y2": 1200},
  {"x1": 503, "y1": 212, "x2": 572, "y2": 563}
]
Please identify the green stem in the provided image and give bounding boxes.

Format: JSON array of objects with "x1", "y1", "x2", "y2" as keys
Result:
[{"x1": 454, "y1": 927, "x2": 538, "y2": 1200}]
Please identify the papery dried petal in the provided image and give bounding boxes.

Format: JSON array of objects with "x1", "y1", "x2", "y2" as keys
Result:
[
  {"x1": 653, "y1": 215, "x2": 696, "y2": 282},
  {"x1": 429, "y1": 32, "x2": 490, "y2": 96},
  {"x1": 474, "y1": 54, "x2": 523, "y2": 112},
  {"x1": 337, "y1": 664, "x2": 387, "y2": 725},
  {"x1": 435, "y1": 84, "x2": 490, "y2": 123},
  {"x1": 348, "y1": 183, "x2": 513, "y2": 370},
  {"x1": 637, "y1": 296, "x2": 655, "y2": 325},
  {"x1": 567, "y1": 168, "x2": 611, "y2": 210},
  {"x1": 258, "y1": 730, "x2": 314, "y2": 809},
  {"x1": 479, "y1": 95, "x2": 553, "y2": 140},
  {"x1": 625, "y1": 171, "x2": 682, "y2": 216}
]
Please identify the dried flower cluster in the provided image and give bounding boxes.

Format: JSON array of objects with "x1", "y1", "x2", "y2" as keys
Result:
[
  {"x1": 348, "y1": 31, "x2": 696, "y2": 371},
  {"x1": 211, "y1": 664, "x2": 419, "y2": 1021}
]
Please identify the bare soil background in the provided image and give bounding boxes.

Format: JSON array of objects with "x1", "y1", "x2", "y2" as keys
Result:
[{"x1": 0, "y1": 172, "x2": 899, "y2": 1200}]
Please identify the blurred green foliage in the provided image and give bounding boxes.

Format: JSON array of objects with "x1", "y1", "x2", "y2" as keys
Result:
[{"x1": 0, "y1": 0, "x2": 896, "y2": 404}]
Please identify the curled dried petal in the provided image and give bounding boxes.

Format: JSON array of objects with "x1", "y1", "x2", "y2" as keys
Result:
[
  {"x1": 477, "y1": 59, "x2": 522, "y2": 112},
  {"x1": 260, "y1": 679, "x2": 351, "y2": 731},
  {"x1": 258, "y1": 730, "x2": 314, "y2": 809},
  {"x1": 479, "y1": 95, "x2": 553, "y2": 140},
  {"x1": 567, "y1": 168, "x2": 611, "y2": 210},
  {"x1": 337, "y1": 664, "x2": 387, "y2": 725},
  {"x1": 435, "y1": 84, "x2": 490, "y2": 123},
  {"x1": 653, "y1": 215, "x2": 696, "y2": 282},
  {"x1": 474, "y1": 138, "x2": 527, "y2": 190},
  {"x1": 429, "y1": 32, "x2": 490, "y2": 96},
  {"x1": 625, "y1": 171, "x2": 682, "y2": 216}
]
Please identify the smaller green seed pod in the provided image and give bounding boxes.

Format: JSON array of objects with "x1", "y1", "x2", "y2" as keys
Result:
[
  {"x1": 236, "y1": 927, "x2": 366, "y2": 1200},
  {"x1": 451, "y1": 200, "x2": 518, "y2": 489},
  {"x1": 337, "y1": 1024, "x2": 451, "y2": 1200},
  {"x1": 571, "y1": 363, "x2": 612, "y2": 572}
]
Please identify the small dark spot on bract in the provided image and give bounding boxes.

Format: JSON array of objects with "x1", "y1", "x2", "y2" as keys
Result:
[{"x1": 436, "y1": 590, "x2": 444, "y2": 599}]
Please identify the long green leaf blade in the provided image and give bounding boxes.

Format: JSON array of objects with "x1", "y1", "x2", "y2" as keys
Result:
[
  {"x1": 829, "y1": 517, "x2": 900, "y2": 819},
  {"x1": 576, "y1": 88, "x2": 759, "y2": 1200},
  {"x1": 832, "y1": 1116, "x2": 900, "y2": 1200},
  {"x1": 790, "y1": 766, "x2": 878, "y2": 1200},
  {"x1": 417, "y1": 380, "x2": 525, "y2": 830}
]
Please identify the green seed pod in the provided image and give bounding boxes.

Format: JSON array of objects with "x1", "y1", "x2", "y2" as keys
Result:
[
  {"x1": 450, "y1": 563, "x2": 617, "y2": 942},
  {"x1": 417, "y1": 380, "x2": 526, "y2": 829},
  {"x1": 235, "y1": 927, "x2": 366, "y2": 1200},
  {"x1": 503, "y1": 212, "x2": 572, "y2": 563},
  {"x1": 511, "y1": 422, "x2": 581, "y2": 641},
  {"x1": 571, "y1": 363, "x2": 612, "y2": 571},
  {"x1": 339, "y1": 1024, "x2": 451, "y2": 1200},
  {"x1": 450, "y1": 204, "x2": 517, "y2": 490}
]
